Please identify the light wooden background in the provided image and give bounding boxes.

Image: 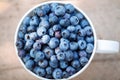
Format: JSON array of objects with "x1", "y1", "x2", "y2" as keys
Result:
[{"x1": 0, "y1": 0, "x2": 120, "y2": 80}]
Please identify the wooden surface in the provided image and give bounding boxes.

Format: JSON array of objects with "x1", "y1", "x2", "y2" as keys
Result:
[{"x1": 0, "y1": 0, "x2": 120, "y2": 80}]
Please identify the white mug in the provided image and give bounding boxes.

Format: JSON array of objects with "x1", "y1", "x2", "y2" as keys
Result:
[{"x1": 14, "y1": 1, "x2": 120, "y2": 80}]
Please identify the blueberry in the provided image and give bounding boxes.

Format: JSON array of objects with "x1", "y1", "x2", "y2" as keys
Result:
[
  {"x1": 55, "y1": 47, "x2": 61, "y2": 54},
  {"x1": 39, "y1": 20, "x2": 49, "y2": 29},
  {"x1": 55, "y1": 5, "x2": 66, "y2": 16},
  {"x1": 86, "y1": 43, "x2": 94, "y2": 53},
  {"x1": 60, "y1": 61, "x2": 68, "y2": 69},
  {"x1": 23, "y1": 54, "x2": 30, "y2": 63},
  {"x1": 59, "y1": 39, "x2": 69, "y2": 51},
  {"x1": 38, "y1": 60, "x2": 48, "y2": 68},
  {"x1": 23, "y1": 16, "x2": 30, "y2": 26},
  {"x1": 33, "y1": 41, "x2": 41, "y2": 50},
  {"x1": 65, "y1": 50, "x2": 73, "y2": 61},
  {"x1": 73, "y1": 51, "x2": 79, "y2": 59},
  {"x1": 48, "y1": 28, "x2": 54, "y2": 37},
  {"x1": 50, "y1": 55, "x2": 58, "y2": 62},
  {"x1": 70, "y1": 42, "x2": 78, "y2": 50},
  {"x1": 78, "y1": 40, "x2": 87, "y2": 50},
  {"x1": 53, "y1": 24, "x2": 61, "y2": 31},
  {"x1": 53, "y1": 68, "x2": 62, "y2": 79},
  {"x1": 51, "y1": 3, "x2": 58, "y2": 12},
  {"x1": 24, "y1": 40, "x2": 34, "y2": 50},
  {"x1": 70, "y1": 16, "x2": 79, "y2": 25},
  {"x1": 18, "y1": 31, "x2": 24, "y2": 39},
  {"x1": 35, "y1": 8, "x2": 46, "y2": 17},
  {"x1": 59, "y1": 19, "x2": 70, "y2": 27},
  {"x1": 46, "y1": 67, "x2": 53, "y2": 75},
  {"x1": 25, "y1": 59, "x2": 34, "y2": 70},
  {"x1": 62, "y1": 71, "x2": 69, "y2": 78},
  {"x1": 49, "y1": 60, "x2": 58, "y2": 68},
  {"x1": 43, "y1": 47, "x2": 54, "y2": 59},
  {"x1": 37, "y1": 27, "x2": 46, "y2": 37},
  {"x1": 24, "y1": 34, "x2": 30, "y2": 41},
  {"x1": 57, "y1": 51, "x2": 65, "y2": 61},
  {"x1": 19, "y1": 25, "x2": 27, "y2": 33},
  {"x1": 75, "y1": 13, "x2": 84, "y2": 20},
  {"x1": 75, "y1": 25, "x2": 82, "y2": 32},
  {"x1": 67, "y1": 25, "x2": 76, "y2": 32},
  {"x1": 63, "y1": 13, "x2": 71, "y2": 19},
  {"x1": 30, "y1": 49, "x2": 36, "y2": 58},
  {"x1": 61, "y1": 30, "x2": 70, "y2": 38},
  {"x1": 79, "y1": 57, "x2": 88, "y2": 66},
  {"x1": 81, "y1": 19, "x2": 89, "y2": 27},
  {"x1": 34, "y1": 51, "x2": 45, "y2": 62},
  {"x1": 71, "y1": 60, "x2": 80, "y2": 69},
  {"x1": 49, "y1": 15, "x2": 58, "y2": 25},
  {"x1": 79, "y1": 51, "x2": 87, "y2": 57},
  {"x1": 55, "y1": 31, "x2": 61, "y2": 38},
  {"x1": 65, "y1": 4, "x2": 75, "y2": 13},
  {"x1": 18, "y1": 50, "x2": 26, "y2": 58},
  {"x1": 33, "y1": 67, "x2": 46, "y2": 77},
  {"x1": 77, "y1": 29, "x2": 86, "y2": 37},
  {"x1": 30, "y1": 16, "x2": 39, "y2": 26},
  {"x1": 29, "y1": 32, "x2": 38, "y2": 40},
  {"x1": 86, "y1": 36, "x2": 94, "y2": 43},
  {"x1": 41, "y1": 35, "x2": 50, "y2": 44},
  {"x1": 84, "y1": 26, "x2": 93, "y2": 36},
  {"x1": 66, "y1": 66, "x2": 76, "y2": 76},
  {"x1": 16, "y1": 40, "x2": 23, "y2": 49},
  {"x1": 49, "y1": 37, "x2": 59, "y2": 49},
  {"x1": 41, "y1": 4, "x2": 50, "y2": 14},
  {"x1": 27, "y1": 25, "x2": 36, "y2": 32},
  {"x1": 69, "y1": 33, "x2": 76, "y2": 40}
]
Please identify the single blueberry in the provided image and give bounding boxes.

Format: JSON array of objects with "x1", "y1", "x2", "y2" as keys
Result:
[
  {"x1": 57, "y1": 51, "x2": 65, "y2": 61},
  {"x1": 41, "y1": 35, "x2": 50, "y2": 44},
  {"x1": 79, "y1": 51, "x2": 87, "y2": 57},
  {"x1": 43, "y1": 47, "x2": 54, "y2": 59},
  {"x1": 38, "y1": 59, "x2": 48, "y2": 68},
  {"x1": 52, "y1": 68, "x2": 62, "y2": 79},
  {"x1": 34, "y1": 51, "x2": 45, "y2": 62},
  {"x1": 84, "y1": 26, "x2": 93, "y2": 36},
  {"x1": 46, "y1": 67, "x2": 53, "y2": 75},
  {"x1": 79, "y1": 57, "x2": 88, "y2": 66},
  {"x1": 70, "y1": 16, "x2": 79, "y2": 25},
  {"x1": 55, "y1": 5, "x2": 66, "y2": 16},
  {"x1": 78, "y1": 40, "x2": 87, "y2": 50},
  {"x1": 25, "y1": 59, "x2": 34, "y2": 70},
  {"x1": 61, "y1": 30, "x2": 70, "y2": 38},
  {"x1": 48, "y1": 37, "x2": 59, "y2": 49},
  {"x1": 81, "y1": 19, "x2": 89, "y2": 27},
  {"x1": 30, "y1": 16, "x2": 39, "y2": 26},
  {"x1": 66, "y1": 66, "x2": 76, "y2": 76},
  {"x1": 33, "y1": 67, "x2": 46, "y2": 77},
  {"x1": 86, "y1": 43, "x2": 94, "y2": 53},
  {"x1": 37, "y1": 27, "x2": 46, "y2": 37},
  {"x1": 65, "y1": 4, "x2": 75, "y2": 13},
  {"x1": 60, "y1": 61, "x2": 68, "y2": 69},
  {"x1": 23, "y1": 16, "x2": 30, "y2": 26},
  {"x1": 71, "y1": 60, "x2": 81, "y2": 69}
]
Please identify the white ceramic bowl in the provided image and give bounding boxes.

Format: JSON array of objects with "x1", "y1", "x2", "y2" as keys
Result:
[{"x1": 14, "y1": 1, "x2": 97, "y2": 80}]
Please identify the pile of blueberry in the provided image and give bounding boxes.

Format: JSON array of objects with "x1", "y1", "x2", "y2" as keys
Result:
[{"x1": 16, "y1": 3, "x2": 94, "y2": 79}]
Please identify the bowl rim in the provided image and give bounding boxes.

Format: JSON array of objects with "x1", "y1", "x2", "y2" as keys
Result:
[{"x1": 14, "y1": 1, "x2": 97, "y2": 80}]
